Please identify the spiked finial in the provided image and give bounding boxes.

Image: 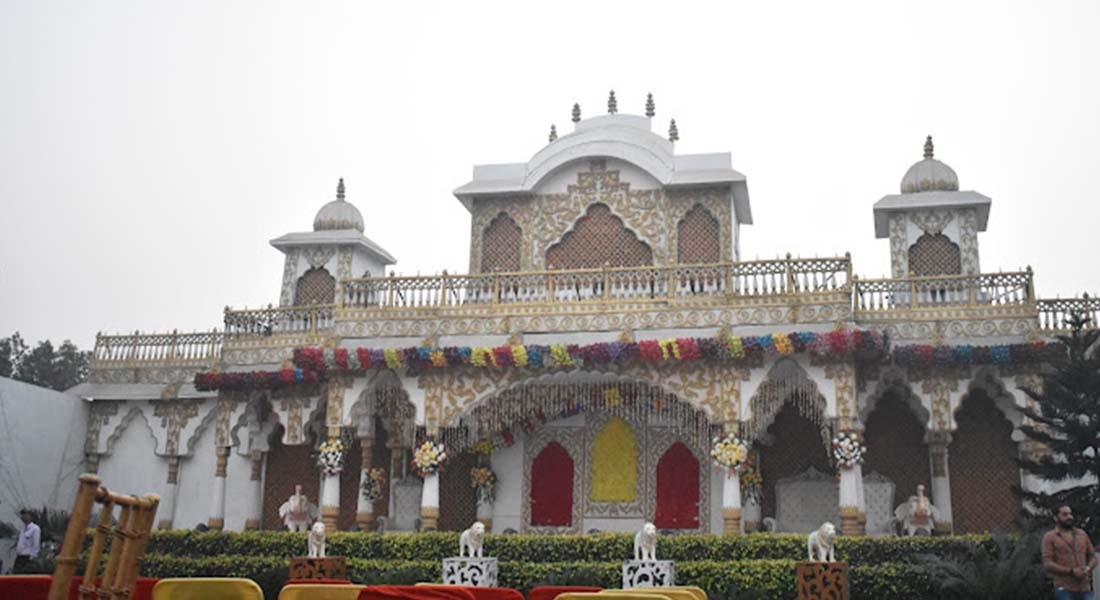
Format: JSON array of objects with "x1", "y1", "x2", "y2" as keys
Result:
[
  {"x1": 549, "y1": 124, "x2": 558, "y2": 142},
  {"x1": 668, "y1": 118, "x2": 679, "y2": 142},
  {"x1": 336, "y1": 178, "x2": 346, "y2": 201},
  {"x1": 923, "y1": 135, "x2": 934, "y2": 159},
  {"x1": 645, "y1": 93, "x2": 655, "y2": 117},
  {"x1": 607, "y1": 90, "x2": 618, "y2": 114},
  {"x1": 572, "y1": 103, "x2": 581, "y2": 123}
]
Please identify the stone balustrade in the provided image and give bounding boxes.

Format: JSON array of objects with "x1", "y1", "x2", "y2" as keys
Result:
[
  {"x1": 1038, "y1": 295, "x2": 1100, "y2": 331},
  {"x1": 853, "y1": 270, "x2": 1034, "y2": 314},
  {"x1": 91, "y1": 330, "x2": 222, "y2": 368},
  {"x1": 222, "y1": 304, "x2": 336, "y2": 338}
]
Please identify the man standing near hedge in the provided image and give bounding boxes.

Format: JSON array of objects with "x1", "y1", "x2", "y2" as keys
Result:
[
  {"x1": 1042, "y1": 504, "x2": 1097, "y2": 600},
  {"x1": 13, "y1": 509, "x2": 41, "y2": 574}
]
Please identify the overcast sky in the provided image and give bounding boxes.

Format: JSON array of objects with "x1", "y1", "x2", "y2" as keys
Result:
[{"x1": 2, "y1": 1, "x2": 1098, "y2": 350}]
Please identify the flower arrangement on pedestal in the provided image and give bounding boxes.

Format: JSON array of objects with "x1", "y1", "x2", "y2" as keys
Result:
[
  {"x1": 470, "y1": 466, "x2": 497, "y2": 504},
  {"x1": 832, "y1": 431, "x2": 867, "y2": 469},
  {"x1": 361, "y1": 467, "x2": 387, "y2": 502},
  {"x1": 710, "y1": 433, "x2": 749, "y2": 473},
  {"x1": 412, "y1": 440, "x2": 447, "y2": 477},
  {"x1": 740, "y1": 454, "x2": 764, "y2": 505},
  {"x1": 317, "y1": 440, "x2": 345, "y2": 476}
]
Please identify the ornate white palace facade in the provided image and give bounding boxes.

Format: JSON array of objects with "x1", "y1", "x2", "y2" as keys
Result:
[{"x1": 71, "y1": 95, "x2": 1098, "y2": 538}]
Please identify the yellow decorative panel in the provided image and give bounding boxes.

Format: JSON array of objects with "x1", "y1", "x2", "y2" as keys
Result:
[{"x1": 590, "y1": 416, "x2": 638, "y2": 502}]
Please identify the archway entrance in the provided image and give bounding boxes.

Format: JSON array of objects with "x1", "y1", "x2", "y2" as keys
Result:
[
  {"x1": 758, "y1": 402, "x2": 833, "y2": 521},
  {"x1": 863, "y1": 389, "x2": 930, "y2": 516}
]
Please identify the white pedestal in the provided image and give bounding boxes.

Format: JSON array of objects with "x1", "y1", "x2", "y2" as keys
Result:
[
  {"x1": 443, "y1": 557, "x2": 499, "y2": 587},
  {"x1": 622, "y1": 560, "x2": 675, "y2": 588}
]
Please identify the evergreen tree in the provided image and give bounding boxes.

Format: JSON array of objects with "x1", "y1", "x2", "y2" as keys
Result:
[
  {"x1": 1018, "y1": 312, "x2": 1100, "y2": 539},
  {"x1": 0, "y1": 332, "x2": 27, "y2": 378}
]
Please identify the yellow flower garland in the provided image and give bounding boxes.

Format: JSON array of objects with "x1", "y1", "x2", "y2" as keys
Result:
[{"x1": 383, "y1": 348, "x2": 402, "y2": 369}]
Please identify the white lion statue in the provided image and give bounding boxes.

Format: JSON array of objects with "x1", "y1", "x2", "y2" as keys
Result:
[
  {"x1": 459, "y1": 521, "x2": 486, "y2": 558},
  {"x1": 307, "y1": 521, "x2": 326, "y2": 558},
  {"x1": 278, "y1": 484, "x2": 319, "y2": 532},
  {"x1": 807, "y1": 522, "x2": 837, "y2": 563},
  {"x1": 633, "y1": 522, "x2": 657, "y2": 562}
]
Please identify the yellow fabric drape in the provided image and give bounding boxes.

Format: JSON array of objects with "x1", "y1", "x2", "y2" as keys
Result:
[{"x1": 590, "y1": 417, "x2": 638, "y2": 502}]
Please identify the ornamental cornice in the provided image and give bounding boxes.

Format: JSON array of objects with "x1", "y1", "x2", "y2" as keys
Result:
[
  {"x1": 862, "y1": 315, "x2": 1039, "y2": 341},
  {"x1": 336, "y1": 302, "x2": 851, "y2": 339}
]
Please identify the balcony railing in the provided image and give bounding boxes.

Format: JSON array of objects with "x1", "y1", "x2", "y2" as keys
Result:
[
  {"x1": 1038, "y1": 296, "x2": 1100, "y2": 331},
  {"x1": 854, "y1": 271, "x2": 1034, "y2": 314},
  {"x1": 91, "y1": 330, "x2": 222, "y2": 367},
  {"x1": 341, "y1": 257, "x2": 853, "y2": 310},
  {"x1": 223, "y1": 304, "x2": 336, "y2": 338}
]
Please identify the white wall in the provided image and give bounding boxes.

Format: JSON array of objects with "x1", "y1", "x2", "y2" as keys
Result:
[
  {"x1": 97, "y1": 412, "x2": 171, "y2": 523},
  {"x1": 0, "y1": 377, "x2": 88, "y2": 573}
]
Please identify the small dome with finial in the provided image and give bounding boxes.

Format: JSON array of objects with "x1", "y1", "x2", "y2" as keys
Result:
[
  {"x1": 571, "y1": 103, "x2": 581, "y2": 123},
  {"x1": 645, "y1": 93, "x2": 655, "y2": 118},
  {"x1": 900, "y1": 135, "x2": 959, "y2": 194},
  {"x1": 607, "y1": 90, "x2": 618, "y2": 114},
  {"x1": 313, "y1": 178, "x2": 365, "y2": 232},
  {"x1": 668, "y1": 118, "x2": 679, "y2": 142},
  {"x1": 548, "y1": 124, "x2": 558, "y2": 142}
]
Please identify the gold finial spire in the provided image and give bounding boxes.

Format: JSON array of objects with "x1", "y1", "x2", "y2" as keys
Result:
[
  {"x1": 548, "y1": 124, "x2": 558, "y2": 142},
  {"x1": 571, "y1": 102, "x2": 581, "y2": 123},
  {"x1": 336, "y1": 178, "x2": 345, "y2": 201},
  {"x1": 923, "y1": 135, "x2": 934, "y2": 159},
  {"x1": 645, "y1": 92, "x2": 655, "y2": 117},
  {"x1": 668, "y1": 118, "x2": 679, "y2": 142},
  {"x1": 607, "y1": 90, "x2": 618, "y2": 114}
]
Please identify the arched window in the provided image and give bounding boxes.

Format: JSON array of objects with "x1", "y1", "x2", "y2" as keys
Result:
[
  {"x1": 295, "y1": 267, "x2": 336, "y2": 305},
  {"x1": 546, "y1": 204, "x2": 652, "y2": 269},
  {"x1": 481, "y1": 212, "x2": 522, "y2": 273},
  {"x1": 590, "y1": 417, "x2": 638, "y2": 503},
  {"x1": 531, "y1": 442, "x2": 574, "y2": 526},
  {"x1": 950, "y1": 390, "x2": 1020, "y2": 533},
  {"x1": 677, "y1": 204, "x2": 721, "y2": 264},
  {"x1": 908, "y1": 233, "x2": 961, "y2": 276},
  {"x1": 654, "y1": 442, "x2": 700, "y2": 529}
]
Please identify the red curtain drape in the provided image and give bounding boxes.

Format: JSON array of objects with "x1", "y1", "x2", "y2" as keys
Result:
[
  {"x1": 654, "y1": 442, "x2": 699, "y2": 529},
  {"x1": 531, "y1": 441, "x2": 574, "y2": 526}
]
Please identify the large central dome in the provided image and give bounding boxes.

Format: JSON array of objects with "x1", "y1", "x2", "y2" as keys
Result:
[{"x1": 313, "y1": 178, "x2": 364, "y2": 232}]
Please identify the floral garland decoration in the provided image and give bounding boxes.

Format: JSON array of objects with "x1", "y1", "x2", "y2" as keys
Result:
[
  {"x1": 291, "y1": 330, "x2": 886, "y2": 375},
  {"x1": 412, "y1": 440, "x2": 447, "y2": 477},
  {"x1": 194, "y1": 368, "x2": 320, "y2": 392},
  {"x1": 892, "y1": 341, "x2": 1063, "y2": 368},
  {"x1": 317, "y1": 439, "x2": 345, "y2": 477},
  {"x1": 361, "y1": 467, "x2": 387, "y2": 502},
  {"x1": 470, "y1": 466, "x2": 497, "y2": 504},
  {"x1": 832, "y1": 431, "x2": 866, "y2": 469},
  {"x1": 710, "y1": 433, "x2": 749, "y2": 473},
  {"x1": 471, "y1": 439, "x2": 495, "y2": 457}
]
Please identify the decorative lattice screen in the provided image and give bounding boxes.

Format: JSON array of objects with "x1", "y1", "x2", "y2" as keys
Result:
[
  {"x1": 546, "y1": 204, "x2": 653, "y2": 269},
  {"x1": 481, "y1": 212, "x2": 522, "y2": 273},
  {"x1": 949, "y1": 390, "x2": 1021, "y2": 533},
  {"x1": 438, "y1": 452, "x2": 479, "y2": 531},
  {"x1": 862, "y1": 391, "x2": 931, "y2": 522},
  {"x1": 677, "y1": 204, "x2": 721, "y2": 264},
  {"x1": 908, "y1": 233, "x2": 961, "y2": 276},
  {"x1": 295, "y1": 267, "x2": 336, "y2": 305}
]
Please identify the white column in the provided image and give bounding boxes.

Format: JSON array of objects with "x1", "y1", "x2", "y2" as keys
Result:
[
  {"x1": 244, "y1": 450, "x2": 264, "y2": 530},
  {"x1": 721, "y1": 469, "x2": 741, "y2": 535},
  {"x1": 158, "y1": 457, "x2": 180, "y2": 530},
  {"x1": 420, "y1": 472, "x2": 440, "y2": 531},
  {"x1": 321, "y1": 467, "x2": 341, "y2": 534},
  {"x1": 838, "y1": 465, "x2": 864, "y2": 536},
  {"x1": 928, "y1": 432, "x2": 954, "y2": 534},
  {"x1": 207, "y1": 447, "x2": 229, "y2": 530}
]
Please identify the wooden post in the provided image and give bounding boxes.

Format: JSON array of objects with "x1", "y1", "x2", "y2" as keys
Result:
[
  {"x1": 78, "y1": 498, "x2": 116, "y2": 600},
  {"x1": 110, "y1": 495, "x2": 159, "y2": 600},
  {"x1": 48, "y1": 474, "x2": 102, "y2": 600}
]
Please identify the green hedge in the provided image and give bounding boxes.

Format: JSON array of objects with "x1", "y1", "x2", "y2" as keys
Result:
[
  {"x1": 143, "y1": 530, "x2": 995, "y2": 566},
  {"x1": 138, "y1": 555, "x2": 935, "y2": 600}
]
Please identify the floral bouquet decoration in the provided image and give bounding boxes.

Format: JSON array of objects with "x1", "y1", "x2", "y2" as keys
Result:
[
  {"x1": 470, "y1": 466, "x2": 498, "y2": 504},
  {"x1": 317, "y1": 439, "x2": 346, "y2": 477},
  {"x1": 711, "y1": 432, "x2": 749, "y2": 475},
  {"x1": 412, "y1": 439, "x2": 447, "y2": 477},
  {"x1": 832, "y1": 431, "x2": 867, "y2": 469},
  {"x1": 740, "y1": 452, "x2": 764, "y2": 505},
  {"x1": 361, "y1": 467, "x2": 387, "y2": 502}
]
